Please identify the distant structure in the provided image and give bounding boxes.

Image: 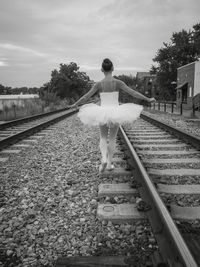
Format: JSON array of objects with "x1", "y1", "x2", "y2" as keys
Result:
[
  {"x1": 176, "y1": 60, "x2": 200, "y2": 108},
  {"x1": 136, "y1": 72, "x2": 151, "y2": 80},
  {"x1": 0, "y1": 94, "x2": 39, "y2": 110},
  {"x1": 136, "y1": 72, "x2": 157, "y2": 98}
]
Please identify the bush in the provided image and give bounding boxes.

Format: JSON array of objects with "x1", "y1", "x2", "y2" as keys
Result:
[{"x1": 0, "y1": 95, "x2": 72, "y2": 121}]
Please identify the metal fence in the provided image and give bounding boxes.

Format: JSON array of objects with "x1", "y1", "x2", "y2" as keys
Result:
[{"x1": 148, "y1": 101, "x2": 197, "y2": 116}]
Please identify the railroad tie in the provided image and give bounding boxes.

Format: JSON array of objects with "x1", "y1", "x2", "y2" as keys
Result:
[
  {"x1": 127, "y1": 133, "x2": 170, "y2": 137},
  {"x1": 130, "y1": 136, "x2": 172, "y2": 140},
  {"x1": 127, "y1": 130, "x2": 165, "y2": 134},
  {"x1": 0, "y1": 149, "x2": 21, "y2": 154},
  {"x1": 157, "y1": 184, "x2": 200, "y2": 194},
  {"x1": 30, "y1": 135, "x2": 44, "y2": 139},
  {"x1": 99, "y1": 167, "x2": 132, "y2": 178},
  {"x1": 133, "y1": 143, "x2": 189, "y2": 149},
  {"x1": 142, "y1": 158, "x2": 200, "y2": 164},
  {"x1": 98, "y1": 183, "x2": 137, "y2": 197},
  {"x1": 12, "y1": 144, "x2": 31, "y2": 148},
  {"x1": 0, "y1": 157, "x2": 9, "y2": 162},
  {"x1": 113, "y1": 148, "x2": 125, "y2": 156},
  {"x1": 112, "y1": 158, "x2": 126, "y2": 164},
  {"x1": 97, "y1": 164, "x2": 146, "y2": 223},
  {"x1": 126, "y1": 129, "x2": 162, "y2": 132},
  {"x1": 170, "y1": 205, "x2": 200, "y2": 220},
  {"x1": 131, "y1": 138, "x2": 180, "y2": 144},
  {"x1": 148, "y1": 168, "x2": 200, "y2": 176},
  {"x1": 34, "y1": 133, "x2": 47, "y2": 136},
  {"x1": 97, "y1": 203, "x2": 147, "y2": 223},
  {"x1": 138, "y1": 149, "x2": 199, "y2": 155},
  {"x1": 23, "y1": 139, "x2": 38, "y2": 143},
  {"x1": 56, "y1": 256, "x2": 130, "y2": 267}
]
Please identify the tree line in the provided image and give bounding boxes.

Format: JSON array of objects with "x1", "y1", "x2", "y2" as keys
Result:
[{"x1": 0, "y1": 84, "x2": 40, "y2": 95}]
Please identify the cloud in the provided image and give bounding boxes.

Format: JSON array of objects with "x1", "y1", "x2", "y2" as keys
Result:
[
  {"x1": 0, "y1": 0, "x2": 199, "y2": 87},
  {"x1": 0, "y1": 43, "x2": 47, "y2": 57},
  {"x1": 0, "y1": 61, "x2": 7, "y2": 67}
]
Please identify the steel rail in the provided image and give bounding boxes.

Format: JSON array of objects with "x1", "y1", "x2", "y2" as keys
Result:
[
  {"x1": 0, "y1": 107, "x2": 70, "y2": 130},
  {"x1": 141, "y1": 113, "x2": 200, "y2": 150},
  {"x1": 119, "y1": 126, "x2": 198, "y2": 267},
  {"x1": 0, "y1": 108, "x2": 78, "y2": 150}
]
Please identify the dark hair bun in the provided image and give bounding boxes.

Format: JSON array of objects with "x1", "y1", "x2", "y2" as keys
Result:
[{"x1": 102, "y1": 58, "x2": 113, "y2": 72}]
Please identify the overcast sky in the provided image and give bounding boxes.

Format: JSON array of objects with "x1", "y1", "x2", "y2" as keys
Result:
[{"x1": 0, "y1": 0, "x2": 200, "y2": 87}]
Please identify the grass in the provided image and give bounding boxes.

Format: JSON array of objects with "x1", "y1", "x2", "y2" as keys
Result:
[{"x1": 0, "y1": 98, "x2": 68, "y2": 122}]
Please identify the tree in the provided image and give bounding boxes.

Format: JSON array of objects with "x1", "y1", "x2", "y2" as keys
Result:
[
  {"x1": 42, "y1": 62, "x2": 91, "y2": 102},
  {"x1": 192, "y1": 23, "x2": 200, "y2": 55},
  {"x1": 0, "y1": 84, "x2": 5, "y2": 94},
  {"x1": 150, "y1": 65, "x2": 158, "y2": 75},
  {"x1": 152, "y1": 23, "x2": 200, "y2": 100},
  {"x1": 114, "y1": 74, "x2": 138, "y2": 103},
  {"x1": 114, "y1": 74, "x2": 137, "y2": 87}
]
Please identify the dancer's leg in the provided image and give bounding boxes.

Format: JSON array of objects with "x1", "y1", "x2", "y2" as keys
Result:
[
  {"x1": 99, "y1": 124, "x2": 109, "y2": 164},
  {"x1": 107, "y1": 124, "x2": 119, "y2": 169}
]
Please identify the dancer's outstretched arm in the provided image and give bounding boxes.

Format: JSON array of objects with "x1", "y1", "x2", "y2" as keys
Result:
[
  {"x1": 71, "y1": 83, "x2": 99, "y2": 107},
  {"x1": 119, "y1": 80, "x2": 155, "y2": 102}
]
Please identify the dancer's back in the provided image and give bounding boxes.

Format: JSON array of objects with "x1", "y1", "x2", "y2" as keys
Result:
[
  {"x1": 100, "y1": 91, "x2": 119, "y2": 106},
  {"x1": 97, "y1": 77, "x2": 124, "y2": 93}
]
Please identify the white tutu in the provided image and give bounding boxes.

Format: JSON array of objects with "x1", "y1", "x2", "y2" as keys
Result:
[{"x1": 77, "y1": 92, "x2": 143, "y2": 126}]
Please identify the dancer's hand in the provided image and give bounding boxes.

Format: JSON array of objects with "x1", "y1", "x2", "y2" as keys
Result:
[{"x1": 148, "y1": 97, "x2": 156, "y2": 103}]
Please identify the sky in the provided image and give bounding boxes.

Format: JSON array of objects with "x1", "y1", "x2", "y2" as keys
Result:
[{"x1": 0, "y1": 0, "x2": 200, "y2": 88}]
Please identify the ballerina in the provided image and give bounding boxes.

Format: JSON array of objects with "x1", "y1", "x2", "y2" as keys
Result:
[{"x1": 71, "y1": 58, "x2": 155, "y2": 172}]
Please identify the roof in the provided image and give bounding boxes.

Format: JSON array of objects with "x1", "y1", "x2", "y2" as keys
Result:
[
  {"x1": 136, "y1": 72, "x2": 150, "y2": 79},
  {"x1": 136, "y1": 72, "x2": 156, "y2": 80},
  {"x1": 177, "y1": 60, "x2": 200, "y2": 70},
  {"x1": 175, "y1": 82, "x2": 188, "y2": 90}
]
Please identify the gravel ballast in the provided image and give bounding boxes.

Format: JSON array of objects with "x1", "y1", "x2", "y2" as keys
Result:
[
  {"x1": 0, "y1": 115, "x2": 157, "y2": 267},
  {"x1": 143, "y1": 109, "x2": 200, "y2": 138}
]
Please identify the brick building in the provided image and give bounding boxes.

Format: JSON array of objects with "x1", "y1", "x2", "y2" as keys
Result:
[{"x1": 176, "y1": 60, "x2": 200, "y2": 108}]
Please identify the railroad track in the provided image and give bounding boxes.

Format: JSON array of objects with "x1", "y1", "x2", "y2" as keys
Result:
[
  {"x1": 57, "y1": 112, "x2": 200, "y2": 267},
  {"x1": 120, "y1": 115, "x2": 200, "y2": 267},
  {"x1": 0, "y1": 108, "x2": 77, "y2": 150},
  {"x1": 1, "y1": 108, "x2": 200, "y2": 266}
]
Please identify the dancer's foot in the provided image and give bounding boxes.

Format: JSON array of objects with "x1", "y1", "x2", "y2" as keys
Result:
[
  {"x1": 106, "y1": 164, "x2": 115, "y2": 171},
  {"x1": 99, "y1": 162, "x2": 107, "y2": 173}
]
